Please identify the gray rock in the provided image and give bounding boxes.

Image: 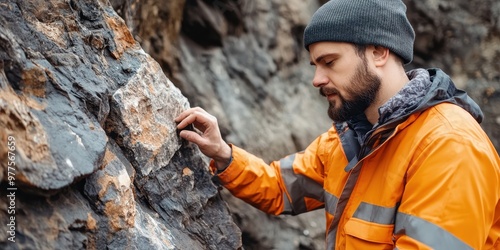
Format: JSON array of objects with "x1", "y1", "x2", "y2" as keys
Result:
[
  {"x1": 1, "y1": 0, "x2": 498, "y2": 249},
  {"x1": 114, "y1": 0, "x2": 500, "y2": 249},
  {"x1": 0, "y1": 0, "x2": 241, "y2": 249}
]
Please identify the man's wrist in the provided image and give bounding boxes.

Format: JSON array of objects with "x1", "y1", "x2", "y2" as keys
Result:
[{"x1": 214, "y1": 143, "x2": 232, "y2": 171}]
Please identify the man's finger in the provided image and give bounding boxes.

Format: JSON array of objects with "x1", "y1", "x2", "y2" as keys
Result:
[
  {"x1": 179, "y1": 130, "x2": 204, "y2": 145},
  {"x1": 174, "y1": 108, "x2": 193, "y2": 123},
  {"x1": 175, "y1": 107, "x2": 207, "y2": 121},
  {"x1": 176, "y1": 112, "x2": 196, "y2": 130},
  {"x1": 175, "y1": 107, "x2": 200, "y2": 122}
]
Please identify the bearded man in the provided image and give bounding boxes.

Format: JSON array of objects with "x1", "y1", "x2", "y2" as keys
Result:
[{"x1": 175, "y1": 0, "x2": 500, "y2": 249}]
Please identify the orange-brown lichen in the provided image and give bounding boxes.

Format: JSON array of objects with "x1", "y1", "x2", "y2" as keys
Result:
[
  {"x1": 87, "y1": 213, "x2": 97, "y2": 231},
  {"x1": 0, "y1": 87, "x2": 53, "y2": 169},
  {"x1": 104, "y1": 189, "x2": 136, "y2": 232},
  {"x1": 182, "y1": 167, "x2": 193, "y2": 177},
  {"x1": 104, "y1": 14, "x2": 137, "y2": 59},
  {"x1": 99, "y1": 148, "x2": 117, "y2": 170},
  {"x1": 21, "y1": 66, "x2": 47, "y2": 98}
]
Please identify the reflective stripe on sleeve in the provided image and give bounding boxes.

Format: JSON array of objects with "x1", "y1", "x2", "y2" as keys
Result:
[
  {"x1": 395, "y1": 212, "x2": 473, "y2": 250},
  {"x1": 282, "y1": 192, "x2": 293, "y2": 213},
  {"x1": 279, "y1": 154, "x2": 324, "y2": 215},
  {"x1": 353, "y1": 202, "x2": 397, "y2": 225},
  {"x1": 325, "y1": 191, "x2": 339, "y2": 216}
]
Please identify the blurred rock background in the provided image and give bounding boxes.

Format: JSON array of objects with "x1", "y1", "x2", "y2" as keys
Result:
[{"x1": 1, "y1": 0, "x2": 499, "y2": 249}]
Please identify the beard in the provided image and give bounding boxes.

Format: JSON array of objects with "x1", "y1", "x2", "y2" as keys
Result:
[{"x1": 320, "y1": 58, "x2": 381, "y2": 122}]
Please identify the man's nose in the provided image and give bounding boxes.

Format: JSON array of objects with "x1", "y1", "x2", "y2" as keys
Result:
[{"x1": 312, "y1": 68, "x2": 329, "y2": 88}]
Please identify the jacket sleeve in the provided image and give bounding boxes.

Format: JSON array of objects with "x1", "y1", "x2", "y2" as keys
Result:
[
  {"x1": 213, "y1": 131, "x2": 334, "y2": 215},
  {"x1": 394, "y1": 135, "x2": 500, "y2": 249}
]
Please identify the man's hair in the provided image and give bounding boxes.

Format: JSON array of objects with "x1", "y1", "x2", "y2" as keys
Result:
[{"x1": 353, "y1": 44, "x2": 367, "y2": 59}]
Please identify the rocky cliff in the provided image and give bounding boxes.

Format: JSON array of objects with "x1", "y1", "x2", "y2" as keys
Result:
[
  {"x1": 0, "y1": 0, "x2": 240, "y2": 249},
  {"x1": 1, "y1": 0, "x2": 499, "y2": 249},
  {"x1": 115, "y1": 0, "x2": 499, "y2": 249}
]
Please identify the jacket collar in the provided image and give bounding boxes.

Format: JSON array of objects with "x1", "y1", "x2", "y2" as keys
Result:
[{"x1": 346, "y1": 68, "x2": 484, "y2": 149}]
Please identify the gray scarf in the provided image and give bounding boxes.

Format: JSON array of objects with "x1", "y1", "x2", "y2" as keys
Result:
[{"x1": 377, "y1": 68, "x2": 431, "y2": 126}]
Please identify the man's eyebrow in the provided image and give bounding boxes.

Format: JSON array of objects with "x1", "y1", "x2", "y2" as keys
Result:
[{"x1": 309, "y1": 53, "x2": 338, "y2": 65}]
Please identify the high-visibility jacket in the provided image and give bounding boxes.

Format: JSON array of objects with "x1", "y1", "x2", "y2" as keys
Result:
[{"x1": 213, "y1": 69, "x2": 500, "y2": 249}]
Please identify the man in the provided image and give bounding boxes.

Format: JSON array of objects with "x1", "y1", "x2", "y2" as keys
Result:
[{"x1": 175, "y1": 0, "x2": 500, "y2": 249}]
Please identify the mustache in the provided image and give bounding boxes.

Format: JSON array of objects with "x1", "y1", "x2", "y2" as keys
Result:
[{"x1": 319, "y1": 87, "x2": 340, "y2": 97}]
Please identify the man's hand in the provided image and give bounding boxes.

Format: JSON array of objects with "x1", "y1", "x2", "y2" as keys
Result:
[{"x1": 175, "y1": 107, "x2": 232, "y2": 171}]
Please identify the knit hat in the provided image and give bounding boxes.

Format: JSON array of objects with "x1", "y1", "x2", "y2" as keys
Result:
[{"x1": 304, "y1": 0, "x2": 415, "y2": 64}]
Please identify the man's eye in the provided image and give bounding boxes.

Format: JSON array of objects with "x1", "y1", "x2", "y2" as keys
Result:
[{"x1": 325, "y1": 60, "x2": 333, "y2": 66}]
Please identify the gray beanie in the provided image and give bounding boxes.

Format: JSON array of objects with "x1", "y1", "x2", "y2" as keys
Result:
[{"x1": 304, "y1": 0, "x2": 415, "y2": 64}]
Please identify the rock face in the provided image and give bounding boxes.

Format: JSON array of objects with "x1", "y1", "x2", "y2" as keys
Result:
[
  {"x1": 1, "y1": 0, "x2": 499, "y2": 249},
  {"x1": 113, "y1": 0, "x2": 500, "y2": 249},
  {"x1": 0, "y1": 0, "x2": 240, "y2": 249}
]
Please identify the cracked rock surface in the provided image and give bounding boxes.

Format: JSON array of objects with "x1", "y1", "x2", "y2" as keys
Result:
[{"x1": 0, "y1": 0, "x2": 241, "y2": 249}]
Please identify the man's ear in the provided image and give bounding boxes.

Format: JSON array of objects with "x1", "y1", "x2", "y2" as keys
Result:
[{"x1": 370, "y1": 45, "x2": 390, "y2": 67}]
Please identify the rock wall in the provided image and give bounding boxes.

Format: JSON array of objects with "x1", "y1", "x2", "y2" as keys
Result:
[
  {"x1": 0, "y1": 0, "x2": 240, "y2": 249},
  {"x1": 113, "y1": 0, "x2": 500, "y2": 249},
  {"x1": 1, "y1": 0, "x2": 499, "y2": 249}
]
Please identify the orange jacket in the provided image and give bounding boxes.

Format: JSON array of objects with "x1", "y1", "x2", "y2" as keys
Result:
[{"x1": 213, "y1": 69, "x2": 500, "y2": 249}]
